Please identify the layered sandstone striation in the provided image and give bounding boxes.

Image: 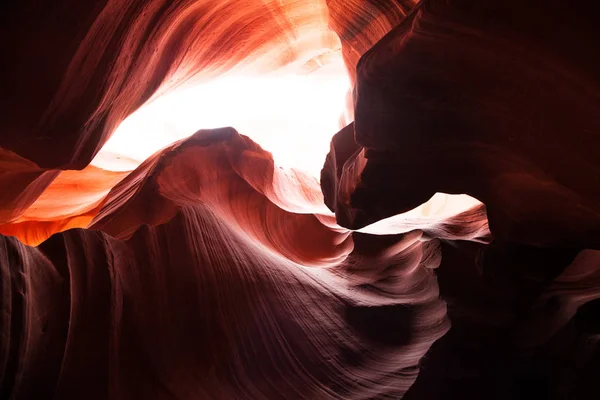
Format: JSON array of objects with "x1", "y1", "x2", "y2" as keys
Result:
[{"x1": 1, "y1": 0, "x2": 599, "y2": 398}]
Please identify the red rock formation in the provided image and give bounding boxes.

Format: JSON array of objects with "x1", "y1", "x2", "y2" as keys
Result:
[
  {"x1": 1, "y1": 0, "x2": 599, "y2": 399},
  {"x1": 331, "y1": 0, "x2": 600, "y2": 248}
]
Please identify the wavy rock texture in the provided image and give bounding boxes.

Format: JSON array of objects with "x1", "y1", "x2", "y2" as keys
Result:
[
  {"x1": 1, "y1": 0, "x2": 600, "y2": 399},
  {"x1": 336, "y1": 0, "x2": 600, "y2": 248}
]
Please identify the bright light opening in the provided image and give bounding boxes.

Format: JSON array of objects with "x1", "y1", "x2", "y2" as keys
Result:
[{"x1": 92, "y1": 51, "x2": 351, "y2": 179}]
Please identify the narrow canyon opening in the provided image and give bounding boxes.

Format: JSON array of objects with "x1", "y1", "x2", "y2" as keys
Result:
[
  {"x1": 92, "y1": 53, "x2": 352, "y2": 178},
  {"x1": 91, "y1": 8, "x2": 352, "y2": 179}
]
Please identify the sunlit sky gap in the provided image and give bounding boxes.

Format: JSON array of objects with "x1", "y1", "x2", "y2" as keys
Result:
[{"x1": 92, "y1": 52, "x2": 351, "y2": 179}]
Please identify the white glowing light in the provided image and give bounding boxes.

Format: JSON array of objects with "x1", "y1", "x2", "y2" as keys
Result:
[
  {"x1": 89, "y1": 51, "x2": 484, "y2": 232},
  {"x1": 92, "y1": 56, "x2": 351, "y2": 179}
]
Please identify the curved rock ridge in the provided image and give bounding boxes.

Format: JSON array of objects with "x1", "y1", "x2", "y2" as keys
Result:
[
  {"x1": 0, "y1": 152, "x2": 456, "y2": 398},
  {"x1": 1, "y1": 0, "x2": 600, "y2": 399},
  {"x1": 0, "y1": 121, "x2": 485, "y2": 249},
  {"x1": 326, "y1": 0, "x2": 417, "y2": 84},
  {"x1": 0, "y1": 124, "x2": 488, "y2": 398},
  {"x1": 0, "y1": 163, "x2": 129, "y2": 246},
  {"x1": 1, "y1": 0, "x2": 418, "y2": 243},
  {"x1": 89, "y1": 127, "x2": 486, "y2": 266},
  {"x1": 91, "y1": 127, "x2": 354, "y2": 267},
  {"x1": 2, "y1": 0, "x2": 344, "y2": 169},
  {"x1": 325, "y1": 0, "x2": 600, "y2": 248}
]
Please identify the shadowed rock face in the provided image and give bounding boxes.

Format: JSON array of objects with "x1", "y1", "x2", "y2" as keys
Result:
[{"x1": 1, "y1": 0, "x2": 599, "y2": 399}]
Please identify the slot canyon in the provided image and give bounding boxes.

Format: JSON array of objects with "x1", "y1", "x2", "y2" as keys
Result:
[{"x1": 1, "y1": 0, "x2": 599, "y2": 398}]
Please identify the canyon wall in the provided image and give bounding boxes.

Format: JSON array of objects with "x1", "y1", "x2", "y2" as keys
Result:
[{"x1": 1, "y1": 0, "x2": 599, "y2": 398}]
